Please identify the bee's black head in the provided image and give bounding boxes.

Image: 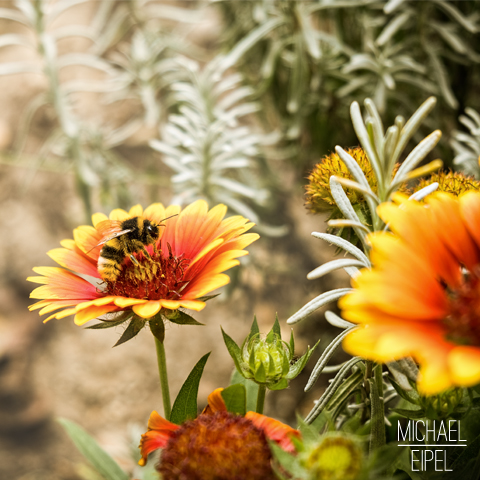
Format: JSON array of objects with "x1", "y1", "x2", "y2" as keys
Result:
[{"x1": 143, "y1": 219, "x2": 160, "y2": 243}]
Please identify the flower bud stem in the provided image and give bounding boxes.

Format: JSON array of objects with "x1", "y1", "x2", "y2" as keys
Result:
[
  {"x1": 256, "y1": 384, "x2": 266, "y2": 414},
  {"x1": 155, "y1": 337, "x2": 172, "y2": 420}
]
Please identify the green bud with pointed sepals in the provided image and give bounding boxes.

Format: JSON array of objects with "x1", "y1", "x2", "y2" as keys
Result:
[
  {"x1": 242, "y1": 331, "x2": 291, "y2": 388},
  {"x1": 419, "y1": 388, "x2": 466, "y2": 420},
  {"x1": 222, "y1": 315, "x2": 319, "y2": 391}
]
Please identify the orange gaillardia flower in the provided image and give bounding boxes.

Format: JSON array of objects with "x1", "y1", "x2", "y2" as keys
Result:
[
  {"x1": 139, "y1": 388, "x2": 300, "y2": 479},
  {"x1": 341, "y1": 192, "x2": 480, "y2": 394},
  {"x1": 28, "y1": 201, "x2": 258, "y2": 326}
]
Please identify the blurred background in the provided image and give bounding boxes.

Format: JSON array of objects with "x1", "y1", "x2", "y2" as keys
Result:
[{"x1": 0, "y1": 0, "x2": 479, "y2": 478}]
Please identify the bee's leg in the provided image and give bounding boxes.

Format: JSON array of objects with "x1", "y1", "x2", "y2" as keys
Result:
[
  {"x1": 129, "y1": 255, "x2": 140, "y2": 265},
  {"x1": 140, "y1": 245, "x2": 152, "y2": 260}
]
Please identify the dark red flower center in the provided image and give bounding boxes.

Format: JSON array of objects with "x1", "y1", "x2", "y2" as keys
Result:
[
  {"x1": 445, "y1": 273, "x2": 480, "y2": 346},
  {"x1": 158, "y1": 411, "x2": 276, "y2": 480},
  {"x1": 104, "y1": 243, "x2": 190, "y2": 300}
]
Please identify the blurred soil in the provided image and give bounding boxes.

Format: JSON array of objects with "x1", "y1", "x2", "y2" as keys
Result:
[{"x1": 0, "y1": 2, "x2": 351, "y2": 479}]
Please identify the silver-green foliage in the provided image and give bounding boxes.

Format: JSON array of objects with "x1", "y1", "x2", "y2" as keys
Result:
[
  {"x1": 0, "y1": 0, "x2": 133, "y2": 215},
  {"x1": 0, "y1": 0, "x2": 201, "y2": 216},
  {"x1": 215, "y1": 0, "x2": 351, "y2": 140},
  {"x1": 215, "y1": 0, "x2": 479, "y2": 159},
  {"x1": 286, "y1": 97, "x2": 442, "y2": 423},
  {"x1": 150, "y1": 58, "x2": 269, "y2": 223},
  {"x1": 451, "y1": 108, "x2": 480, "y2": 178}
]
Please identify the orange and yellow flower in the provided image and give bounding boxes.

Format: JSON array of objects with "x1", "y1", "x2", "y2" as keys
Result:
[
  {"x1": 28, "y1": 201, "x2": 259, "y2": 325},
  {"x1": 139, "y1": 388, "x2": 300, "y2": 479},
  {"x1": 341, "y1": 191, "x2": 480, "y2": 394}
]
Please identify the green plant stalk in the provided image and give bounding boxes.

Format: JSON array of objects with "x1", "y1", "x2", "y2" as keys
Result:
[
  {"x1": 256, "y1": 384, "x2": 266, "y2": 414},
  {"x1": 369, "y1": 364, "x2": 386, "y2": 452},
  {"x1": 155, "y1": 337, "x2": 172, "y2": 420}
]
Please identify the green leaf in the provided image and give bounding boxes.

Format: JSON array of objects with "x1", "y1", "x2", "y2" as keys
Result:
[
  {"x1": 266, "y1": 329, "x2": 275, "y2": 343},
  {"x1": 393, "y1": 447, "x2": 424, "y2": 480},
  {"x1": 86, "y1": 318, "x2": 131, "y2": 330},
  {"x1": 325, "y1": 369, "x2": 364, "y2": 421},
  {"x1": 230, "y1": 369, "x2": 259, "y2": 412},
  {"x1": 113, "y1": 316, "x2": 145, "y2": 347},
  {"x1": 369, "y1": 444, "x2": 408, "y2": 477},
  {"x1": 296, "y1": 414, "x2": 320, "y2": 445},
  {"x1": 149, "y1": 316, "x2": 165, "y2": 343},
  {"x1": 247, "y1": 316, "x2": 260, "y2": 342},
  {"x1": 285, "y1": 339, "x2": 320, "y2": 380},
  {"x1": 221, "y1": 327, "x2": 243, "y2": 374},
  {"x1": 267, "y1": 352, "x2": 277, "y2": 376},
  {"x1": 85, "y1": 312, "x2": 133, "y2": 330},
  {"x1": 451, "y1": 433, "x2": 480, "y2": 472},
  {"x1": 220, "y1": 17, "x2": 284, "y2": 70},
  {"x1": 268, "y1": 378, "x2": 288, "y2": 391},
  {"x1": 391, "y1": 408, "x2": 426, "y2": 420},
  {"x1": 254, "y1": 362, "x2": 266, "y2": 384},
  {"x1": 271, "y1": 314, "x2": 282, "y2": 338},
  {"x1": 289, "y1": 329, "x2": 295, "y2": 357},
  {"x1": 163, "y1": 309, "x2": 204, "y2": 326},
  {"x1": 268, "y1": 440, "x2": 298, "y2": 476},
  {"x1": 309, "y1": 409, "x2": 334, "y2": 434},
  {"x1": 389, "y1": 377, "x2": 420, "y2": 405},
  {"x1": 196, "y1": 294, "x2": 220, "y2": 302},
  {"x1": 170, "y1": 352, "x2": 210, "y2": 425},
  {"x1": 220, "y1": 384, "x2": 246, "y2": 415},
  {"x1": 58, "y1": 418, "x2": 129, "y2": 480}
]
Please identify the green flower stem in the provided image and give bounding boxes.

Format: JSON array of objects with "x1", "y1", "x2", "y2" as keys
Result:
[
  {"x1": 369, "y1": 364, "x2": 386, "y2": 452},
  {"x1": 155, "y1": 337, "x2": 171, "y2": 420},
  {"x1": 256, "y1": 384, "x2": 266, "y2": 414}
]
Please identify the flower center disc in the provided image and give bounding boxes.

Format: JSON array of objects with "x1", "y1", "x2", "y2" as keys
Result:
[
  {"x1": 445, "y1": 274, "x2": 480, "y2": 346},
  {"x1": 104, "y1": 243, "x2": 190, "y2": 301},
  {"x1": 159, "y1": 411, "x2": 276, "y2": 480}
]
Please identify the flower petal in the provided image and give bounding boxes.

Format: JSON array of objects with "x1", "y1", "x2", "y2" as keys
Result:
[
  {"x1": 159, "y1": 300, "x2": 180, "y2": 310},
  {"x1": 133, "y1": 301, "x2": 162, "y2": 318},
  {"x1": 177, "y1": 300, "x2": 206, "y2": 311},
  {"x1": 109, "y1": 208, "x2": 130, "y2": 221},
  {"x1": 460, "y1": 191, "x2": 480, "y2": 252},
  {"x1": 448, "y1": 346, "x2": 480, "y2": 387},
  {"x1": 129, "y1": 204, "x2": 144, "y2": 217},
  {"x1": 47, "y1": 247, "x2": 99, "y2": 278},
  {"x1": 144, "y1": 203, "x2": 166, "y2": 223},
  {"x1": 29, "y1": 267, "x2": 100, "y2": 300},
  {"x1": 74, "y1": 296, "x2": 118, "y2": 311},
  {"x1": 427, "y1": 192, "x2": 480, "y2": 270},
  {"x1": 73, "y1": 225, "x2": 103, "y2": 258},
  {"x1": 74, "y1": 305, "x2": 122, "y2": 326},
  {"x1": 183, "y1": 273, "x2": 230, "y2": 299},
  {"x1": 113, "y1": 297, "x2": 147, "y2": 308},
  {"x1": 45, "y1": 307, "x2": 78, "y2": 322},
  {"x1": 92, "y1": 212, "x2": 108, "y2": 227},
  {"x1": 202, "y1": 388, "x2": 227, "y2": 414},
  {"x1": 245, "y1": 412, "x2": 300, "y2": 453},
  {"x1": 139, "y1": 411, "x2": 180, "y2": 466},
  {"x1": 189, "y1": 238, "x2": 225, "y2": 268}
]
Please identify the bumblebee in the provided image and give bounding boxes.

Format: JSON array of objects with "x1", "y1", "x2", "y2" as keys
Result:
[{"x1": 95, "y1": 215, "x2": 176, "y2": 282}]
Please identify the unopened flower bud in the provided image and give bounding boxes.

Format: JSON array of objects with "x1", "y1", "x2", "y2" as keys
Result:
[
  {"x1": 242, "y1": 332, "x2": 291, "y2": 387},
  {"x1": 222, "y1": 316, "x2": 319, "y2": 391},
  {"x1": 303, "y1": 434, "x2": 363, "y2": 480},
  {"x1": 419, "y1": 388, "x2": 465, "y2": 420}
]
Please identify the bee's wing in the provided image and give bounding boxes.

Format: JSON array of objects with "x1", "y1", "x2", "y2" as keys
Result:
[
  {"x1": 97, "y1": 228, "x2": 133, "y2": 246},
  {"x1": 87, "y1": 220, "x2": 130, "y2": 253},
  {"x1": 96, "y1": 220, "x2": 123, "y2": 237}
]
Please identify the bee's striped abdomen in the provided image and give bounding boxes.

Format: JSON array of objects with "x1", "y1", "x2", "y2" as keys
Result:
[{"x1": 98, "y1": 243, "x2": 124, "y2": 282}]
